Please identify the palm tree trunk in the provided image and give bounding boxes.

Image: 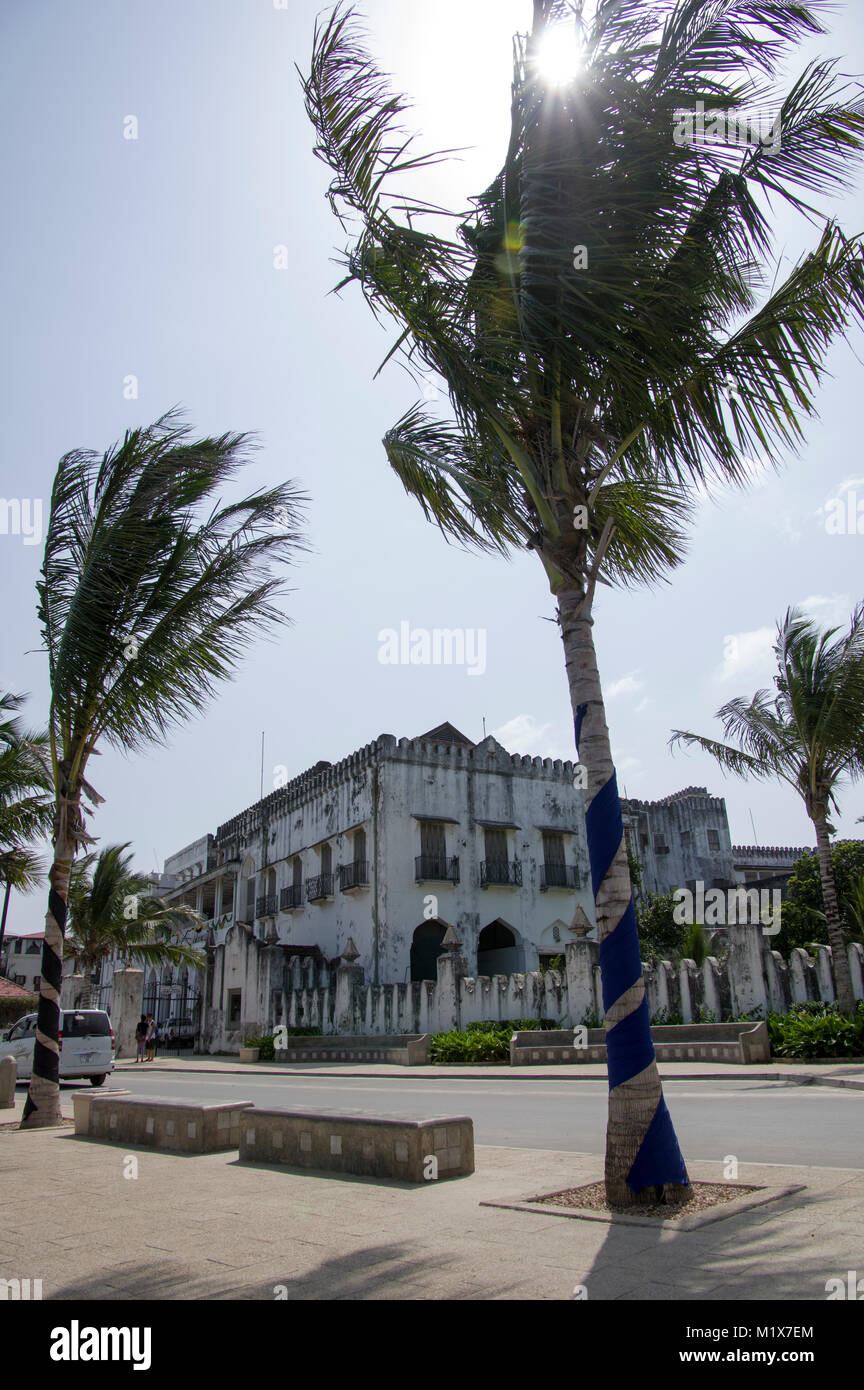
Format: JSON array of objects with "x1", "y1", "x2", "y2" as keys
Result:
[
  {"x1": 558, "y1": 585, "x2": 689, "y2": 1206},
  {"x1": 812, "y1": 811, "x2": 857, "y2": 1016},
  {"x1": 20, "y1": 834, "x2": 74, "y2": 1128},
  {"x1": 0, "y1": 878, "x2": 11, "y2": 962}
]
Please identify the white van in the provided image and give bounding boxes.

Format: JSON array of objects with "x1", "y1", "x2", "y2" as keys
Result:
[{"x1": 0, "y1": 1009, "x2": 115, "y2": 1086}]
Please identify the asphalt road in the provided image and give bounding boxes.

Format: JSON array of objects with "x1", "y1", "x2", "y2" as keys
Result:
[{"x1": 71, "y1": 1070, "x2": 864, "y2": 1169}]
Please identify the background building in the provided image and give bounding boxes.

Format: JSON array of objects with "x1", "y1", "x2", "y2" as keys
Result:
[{"x1": 623, "y1": 787, "x2": 813, "y2": 902}]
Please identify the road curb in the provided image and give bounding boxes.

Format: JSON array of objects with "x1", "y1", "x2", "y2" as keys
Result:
[{"x1": 112, "y1": 1063, "x2": 864, "y2": 1089}]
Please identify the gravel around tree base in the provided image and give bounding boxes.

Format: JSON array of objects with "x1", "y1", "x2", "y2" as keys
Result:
[{"x1": 529, "y1": 1180, "x2": 763, "y2": 1220}]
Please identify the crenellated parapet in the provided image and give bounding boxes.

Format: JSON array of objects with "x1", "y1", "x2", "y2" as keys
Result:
[
  {"x1": 624, "y1": 786, "x2": 726, "y2": 813},
  {"x1": 732, "y1": 845, "x2": 813, "y2": 861},
  {"x1": 216, "y1": 740, "x2": 382, "y2": 842},
  {"x1": 214, "y1": 728, "x2": 577, "y2": 846}
]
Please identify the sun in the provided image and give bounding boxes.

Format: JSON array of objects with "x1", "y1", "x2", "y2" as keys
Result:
[{"x1": 534, "y1": 27, "x2": 585, "y2": 88}]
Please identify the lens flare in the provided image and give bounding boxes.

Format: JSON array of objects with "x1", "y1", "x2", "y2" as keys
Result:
[{"x1": 535, "y1": 27, "x2": 584, "y2": 87}]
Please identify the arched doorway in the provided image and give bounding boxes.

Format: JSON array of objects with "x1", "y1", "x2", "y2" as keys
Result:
[
  {"x1": 477, "y1": 920, "x2": 523, "y2": 977},
  {"x1": 410, "y1": 920, "x2": 447, "y2": 982}
]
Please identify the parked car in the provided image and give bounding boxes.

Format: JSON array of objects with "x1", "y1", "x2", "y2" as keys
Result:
[
  {"x1": 0, "y1": 1009, "x2": 115, "y2": 1085},
  {"x1": 161, "y1": 1015, "x2": 197, "y2": 1049}
]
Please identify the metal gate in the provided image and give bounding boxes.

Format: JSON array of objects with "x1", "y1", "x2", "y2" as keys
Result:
[{"x1": 141, "y1": 983, "x2": 202, "y2": 1055}]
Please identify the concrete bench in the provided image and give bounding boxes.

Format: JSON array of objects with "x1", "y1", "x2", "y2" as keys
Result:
[
  {"x1": 274, "y1": 1034, "x2": 430, "y2": 1066},
  {"x1": 510, "y1": 1020, "x2": 770, "y2": 1065},
  {"x1": 72, "y1": 1089, "x2": 131, "y2": 1133},
  {"x1": 78, "y1": 1095, "x2": 253, "y2": 1152},
  {"x1": 0, "y1": 1056, "x2": 15, "y2": 1109},
  {"x1": 239, "y1": 1108, "x2": 474, "y2": 1182}
]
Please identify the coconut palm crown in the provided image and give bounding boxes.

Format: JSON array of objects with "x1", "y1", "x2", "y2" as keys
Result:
[{"x1": 0, "y1": 692, "x2": 54, "y2": 957}]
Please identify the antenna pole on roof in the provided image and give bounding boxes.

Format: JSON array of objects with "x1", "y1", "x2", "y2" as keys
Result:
[
  {"x1": 482, "y1": 716, "x2": 486, "y2": 738},
  {"x1": 749, "y1": 808, "x2": 758, "y2": 846},
  {"x1": 260, "y1": 732, "x2": 264, "y2": 802}
]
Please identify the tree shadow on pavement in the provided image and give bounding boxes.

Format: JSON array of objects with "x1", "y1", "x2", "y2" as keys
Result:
[
  {"x1": 581, "y1": 1183, "x2": 855, "y2": 1301},
  {"x1": 47, "y1": 1244, "x2": 461, "y2": 1302}
]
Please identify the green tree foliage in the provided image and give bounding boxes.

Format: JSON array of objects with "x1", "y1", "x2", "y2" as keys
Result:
[
  {"x1": 778, "y1": 842, "x2": 864, "y2": 951},
  {"x1": 636, "y1": 891, "x2": 683, "y2": 962},
  {"x1": 0, "y1": 692, "x2": 53, "y2": 899},
  {"x1": 66, "y1": 843, "x2": 208, "y2": 1002}
]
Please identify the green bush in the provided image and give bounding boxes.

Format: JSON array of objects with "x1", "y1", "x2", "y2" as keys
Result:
[
  {"x1": 428, "y1": 1018, "x2": 558, "y2": 1064},
  {"x1": 650, "y1": 1007, "x2": 684, "y2": 1025},
  {"x1": 766, "y1": 1003, "x2": 864, "y2": 1059},
  {"x1": 0, "y1": 994, "x2": 37, "y2": 1029}
]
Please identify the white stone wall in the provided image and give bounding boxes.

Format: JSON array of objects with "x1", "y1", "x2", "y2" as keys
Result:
[{"x1": 199, "y1": 929, "x2": 864, "y2": 1050}]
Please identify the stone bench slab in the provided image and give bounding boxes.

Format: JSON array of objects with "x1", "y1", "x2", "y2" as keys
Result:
[
  {"x1": 80, "y1": 1095, "x2": 253, "y2": 1152},
  {"x1": 274, "y1": 1034, "x2": 430, "y2": 1066},
  {"x1": 511, "y1": 1021, "x2": 769, "y2": 1065},
  {"x1": 239, "y1": 1107, "x2": 474, "y2": 1182}
]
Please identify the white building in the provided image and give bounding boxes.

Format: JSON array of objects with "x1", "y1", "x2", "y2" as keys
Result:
[
  {"x1": 0, "y1": 931, "x2": 45, "y2": 993},
  {"x1": 156, "y1": 721, "x2": 596, "y2": 986}
]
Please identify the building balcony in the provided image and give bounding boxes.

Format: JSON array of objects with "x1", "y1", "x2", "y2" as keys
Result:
[
  {"x1": 540, "y1": 864, "x2": 580, "y2": 891},
  {"x1": 480, "y1": 859, "x2": 522, "y2": 888},
  {"x1": 306, "y1": 873, "x2": 335, "y2": 903},
  {"x1": 255, "y1": 894, "x2": 277, "y2": 919},
  {"x1": 414, "y1": 855, "x2": 459, "y2": 883},
  {"x1": 339, "y1": 861, "x2": 369, "y2": 893},
  {"x1": 280, "y1": 884, "x2": 303, "y2": 911}
]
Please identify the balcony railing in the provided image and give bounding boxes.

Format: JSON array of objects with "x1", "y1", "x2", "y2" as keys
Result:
[
  {"x1": 280, "y1": 884, "x2": 302, "y2": 911},
  {"x1": 306, "y1": 873, "x2": 334, "y2": 903},
  {"x1": 339, "y1": 860, "x2": 369, "y2": 892},
  {"x1": 414, "y1": 855, "x2": 459, "y2": 883},
  {"x1": 540, "y1": 863, "x2": 580, "y2": 891},
  {"x1": 480, "y1": 859, "x2": 522, "y2": 888},
  {"x1": 255, "y1": 893, "x2": 277, "y2": 918}
]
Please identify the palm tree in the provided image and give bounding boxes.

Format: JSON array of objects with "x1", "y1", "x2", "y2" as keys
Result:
[
  {"x1": 302, "y1": 0, "x2": 864, "y2": 1203},
  {"x1": 0, "y1": 692, "x2": 54, "y2": 963},
  {"x1": 22, "y1": 409, "x2": 307, "y2": 1127},
  {"x1": 66, "y1": 844, "x2": 207, "y2": 1006},
  {"x1": 672, "y1": 605, "x2": 864, "y2": 1015}
]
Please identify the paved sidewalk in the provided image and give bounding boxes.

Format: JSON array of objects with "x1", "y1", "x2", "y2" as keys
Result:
[
  {"x1": 112, "y1": 1055, "x2": 864, "y2": 1089},
  {"x1": 1, "y1": 1091, "x2": 861, "y2": 1301}
]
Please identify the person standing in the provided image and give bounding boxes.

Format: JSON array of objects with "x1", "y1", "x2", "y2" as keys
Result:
[
  {"x1": 145, "y1": 1014, "x2": 157, "y2": 1063},
  {"x1": 135, "y1": 1015, "x2": 147, "y2": 1063}
]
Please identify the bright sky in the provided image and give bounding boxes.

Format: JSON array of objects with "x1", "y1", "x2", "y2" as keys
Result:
[{"x1": 2, "y1": 0, "x2": 863, "y2": 937}]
